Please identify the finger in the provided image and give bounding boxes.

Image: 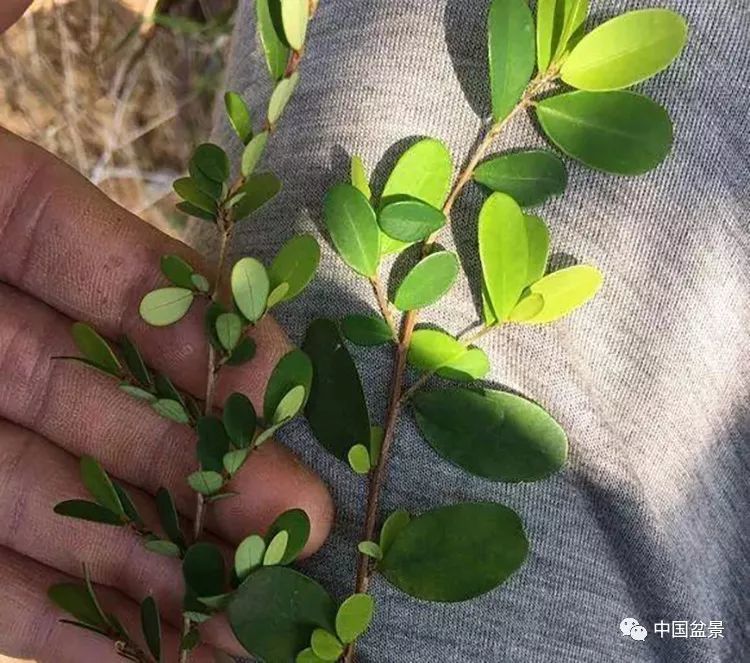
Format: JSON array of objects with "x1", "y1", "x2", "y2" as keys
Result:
[
  {"x1": 0, "y1": 0, "x2": 31, "y2": 33},
  {"x1": 0, "y1": 419, "x2": 244, "y2": 657},
  {"x1": 0, "y1": 282, "x2": 333, "y2": 553},
  {"x1": 0, "y1": 546, "x2": 217, "y2": 663},
  {"x1": 0, "y1": 128, "x2": 286, "y2": 413}
]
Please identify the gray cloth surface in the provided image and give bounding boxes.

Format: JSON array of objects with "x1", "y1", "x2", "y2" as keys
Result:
[{"x1": 194, "y1": 1, "x2": 750, "y2": 661}]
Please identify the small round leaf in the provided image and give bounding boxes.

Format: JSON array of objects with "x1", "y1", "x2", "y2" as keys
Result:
[
  {"x1": 223, "y1": 392, "x2": 257, "y2": 448},
  {"x1": 378, "y1": 199, "x2": 445, "y2": 242},
  {"x1": 347, "y1": 444, "x2": 370, "y2": 475},
  {"x1": 268, "y1": 72, "x2": 300, "y2": 125},
  {"x1": 140, "y1": 288, "x2": 194, "y2": 327},
  {"x1": 335, "y1": 594, "x2": 374, "y2": 644},
  {"x1": 231, "y1": 257, "x2": 269, "y2": 324},
  {"x1": 268, "y1": 234, "x2": 321, "y2": 303},
  {"x1": 263, "y1": 530, "x2": 289, "y2": 566},
  {"x1": 235, "y1": 535, "x2": 266, "y2": 580},
  {"x1": 266, "y1": 508, "x2": 311, "y2": 565},
  {"x1": 310, "y1": 629, "x2": 343, "y2": 661},
  {"x1": 393, "y1": 251, "x2": 459, "y2": 311}
]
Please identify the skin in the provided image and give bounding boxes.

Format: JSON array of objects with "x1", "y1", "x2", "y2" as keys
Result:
[{"x1": 0, "y1": 2, "x2": 333, "y2": 661}]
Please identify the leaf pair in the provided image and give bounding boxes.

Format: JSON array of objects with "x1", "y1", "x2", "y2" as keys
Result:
[
  {"x1": 140, "y1": 254, "x2": 210, "y2": 327},
  {"x1": 299, "y1": 595, "x2": 374, "y2": 662},
  {"x1": 176, "y1": 143, "x2": 231, "y2": 222}
]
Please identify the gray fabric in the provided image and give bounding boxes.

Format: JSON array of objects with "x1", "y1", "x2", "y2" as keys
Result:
[{"x1": 195, "y1": 1, "x2": 750, "y2": 661}]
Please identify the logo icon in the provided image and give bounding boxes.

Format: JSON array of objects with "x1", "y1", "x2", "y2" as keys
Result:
[{"x1": 620, "y1": 618, "x2": 648, "y2": 641}]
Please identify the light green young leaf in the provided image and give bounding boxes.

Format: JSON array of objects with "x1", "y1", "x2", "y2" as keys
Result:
[
  {"x1": 273, "y1": 384, "x2": 306, "y2": 424},
  {"x1": 144, "y1": 539, "x2": 182, "y2": 557},
  {"x1": 235, "y1": 534, "x2": 266, "y2": 579},
  {"x1": 266, "y1": 282, "x2": 290, "y2": 308},
  {"x1": 516, "y1": 264, "x2": 603, "y2": 323},
  {"x1": 347, "y1": 444, "x2": 370, "y2": 475},
  {"x1": 408, "y1": 329, "x2": 489, "y2": 382},
  {"x1": 187, "y1": 471, "x2": 224, "y2": 496},
  {"x1": 508, "y1": 292, "x2": 545, "y2": 322},
  {"x1": 268, "y1": 71, "x2": 300, "y2": 125},
  {"x1": 140, "y1": 288, "x2": 194, "y2": 327},
  {"x1": 71, "y1": 323, "x2": 122, "y2": 377},
  {"x1": 323, "y1": 183, "x2": 380, "y2": 277},
  {"x1": 393, "y1": 251, "x2": 459, "y2": 311},
  {"x1": 487, "y1": 0, "x2": 535, "y2": 121},
  {"x1": 266, "y1": 508, "x2": 311, "y2": 565},
  {"x1": 263, "y1": 530, "x2": 289, "y2": 566},
  {"x1": 537, "y1": 90, "x2": 673, "y2": 175},
  {"x1": 341, "y1": 314, "x2": 393, "y2": 347},
  {"x1": 232, "y1": 172, "x2": 282, "y2": 220},
  {"x1": 478, "y1": 193, "x2": 528, "y2": 320},
  {"x1": 378, "y1": 509, "x2": 410, "y2": 556},
  {"x1": 296, "y1": 648, "x2": 328, "y2": 663},
  {"x1": 280, "y1": 0, "x2": 308, "y2": 50},
  {"x1": 268, "y1": 234, "x2": 321, "y2": 302},
  {"x1": 310, "y1": 629, "x2": 343, "y2": 661},
  {"x1": 223, "y1": 448, "x2": 250, "y2": 476},
  {"x1": 231, "y1": 257, "x2": 270, "y2": 323},
  {"x1": 350, "y1": 155, "x2": 371, "y2": 200},
  {"x1": 473, "y1": 150, "x2": 567, "y2": 207},
  {"x1": 378, "y1": 199, "x2": 446, "y2": 243},
  {"x1": 357, "y1": 540, "x2": 382, "y2": 561},
  {"x1": 335, "y1": 594, "x2": 374, "y2": 645},
  {"x1": 152, "y1": 398, "x2": 190, "y2": 424},
  {"x1": 80, "y1": 455, "x2": 124, "y2": 517},
  {"x1": 523, "y1": 214, "x2": 550, "y2": 286},
  {"x1": 264, "y1": 349, "x2": 313, "y2": 422},
  {"x1": 160, "y1": 254, "x2": 195, "y2": 289},
  {"x1": 223, "y1": 392, "x2": 257, "y2": 448},
  {"x1": 191, "y1": 143, "x2": 230, "y2": 183},
  {"x1": 561, "y1": 9, "x2": 688, "y2": 91},
  {"x1": 256, "y1": 0, "x2": 289, "y2": 81},
  {"x1": 225, "y1": 91, "x2": 253, "y2": 144},
  {"x1": 241, "y1": 131, "x2": 269, "y2": 177},
  {"x1": 215, "y1": 312, "x2": 244, "y2": 352},
  {"x1": 191, "y1": 273, "x2": 210, "y2": 292}
]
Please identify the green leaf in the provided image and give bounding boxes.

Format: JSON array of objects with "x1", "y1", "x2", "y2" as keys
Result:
[
  {"x1": 223, "y1": 448, "x2": 250, "y2": 476},
  {"x1": 347, "y1": 444, "x2": 370, "y2": 475},
  {"x1": 156, "y1": 487, "x2": 186, "y2": 550},
  {"x1": 436, "y1": 348, "x2": 490, "y2": 382},
  {"x1": 537, "y1": 90, "x2": 673, "y2": 175},
  {"x1": 268, "y1": 234, "x2": 321, "y2": 303},
  {"x1": 227, "y1": 336, "x2": 257, "y2": 366},
  {"x1": 487, "y1": 0, "x2": 535, "y2": 121},
  {"x1": 114, "y1": 483, "x2": 143, "y2": 527},
  {"x1": 523, "y1": 214, "x2": 550, "y2": 286},
  {"x1": 231, "y1": 257, "x2": 269, "y2": 323},
  {"x1": 263, "y1": 530, "x2": 289, "y2": 566},
  {"x1": 232, "y1": 172, "x2": 282, "y2": 220},
  {"x1": 413, "y1": 387, "x2": 568, "y2": 481},
  {"x1": 303, "y1": 319, "x2": 371, "y2": 459},
  {"x1": 80, "y1": 455, "x2": 124, "y2": 516},
  {"x1": 336, "y1": 594, "x2": 374, "y2": 645},
  {"x1": 225, "y1": 91, "x2": 253, "y2": 143},
  {"x1": 273, "y1": 385, "x2": 306, "y2": 423},
  {"x1": 181, "y1": 628, "x2": 201, "y2": 652},
  {"x1": 357, "y1": 541, "x2": 382, "y2": 561},
  {"x1": 257, "y1": 0, "x2": 289, "y2": 80},
  {"x1": 561, "y1": 9, "x2": 688, "y2": 91},
  {"x1": 393, "y1": 251, "x2": 459, "y2": 312},
  {"x1": 380, "y1": 138, "x2": 452, "y2": 255},
  {"x1": 154, "y1": 373, "x2": 185, "y2": 405},
  {"x1": 341, "y1": 314, "x2": 393, "y2": 346},
  {"x1": 513, "y1": 264, "x2": 603, "y2": 323},
  {"x1": 187, "y1": 471, "x2": 224, "y2": 496},
  {"x1": 140, "y1": 597, "x2": 162, "y2": 662},
  {"x1": 241, "y1": 132, "x2": 269, "y2": 177},
  {"x1": 536, "y1": 0, "x2": 588, "y2": 72},
  {"x1": 192, "y1": 143, "x2": 229, "y2": 183},
  {"x1": 177, "y1": 201, "x2": 216, "y2": 222},
  {"x1": 223, "y1": 392, "x2": 258, "y2": 448},
  {"x1": 378, "y1": 199, "x2": 446, "y2": 242},
  {"x1": 474, "y1": 150, "x2": 567, "y2": 207},
  {"x1": 152, "y1": 398, "x2": 189, "y2": 424},
  {"x1": 378, "y1": 509, "x2": 410, "y2": 556},
  {"x1": 264, "y1": 349, "x2": 313, "y2": 422},
  {"x1": 297, "y1": 648, "x2": 328, "y2": 663},
  {"x1": 479, "y1": 193, "x2": 528, "y2": 320},
  {"x1": 380, "y1": 502, "x2": 528, "y2": 601},
  {"x1": 120, "y1": 384, "x2": 154, "y2": 403},
  {"x1": 267, "y1": 283, "x2": 290, "y2": 308},
  {"x1": 235, "y1": 534, "x2": 266, "y2": 580},
  {"x1": 53, "y1": 500, "x2": 123, "y2": 525},
  {"x1": 350, "y1": 155, "x2": 371, "y2": 199},
  {"x1": 144, "y1": 539, "x2": 181, "y2": 557},
  {"x1": 311, "y1": 629, "x2": 343, "y2": 661},
  {"x1": 174, "y1": 177, "x2": 217, "y2": 213},
  {"x1": 71, "y1": 323, "x2": 121, "y2": 377},
  {"x1": 280, "y1": 0, "x2": 308, "y2": 50},
  {"x1": 191, "y1": 273, "x2": 210, "y2": 293},
  {"x1": 407, "y1": 329, "x2": 489, "y2": 382},
  {"x1": 140, "y1": 288, "x2": 194, "y2": 327},
  {"x1": 216, "y1": 312, "x2": 244, "y2": 351},
  {"x1": 197, "y1": 416, "x2": 231, "y2": 473},
  {"x1": 268, "y1": 71, "x2": 300, "y2": 125},
  {"x1": 228, "y1": 567, "x2": 336, "y2": 663},
  {"x1": 267, "y1": 508, "x2": 311, "y2": 565},
  {"x1": 323, "y1": 183, "x2": 380, "y2": 277},
  {"x1": 188, "y1": 158, "x2": 224, "y2": 199},
  {"x1": 119, "y1": 336, "x2": 151, "y2": 387},
  {"x1": 183, "y1": 543, "x2": 226, "y2": 598},
  {"x1": 48, "y1": 583, "x2": 108, "y2": 629}
]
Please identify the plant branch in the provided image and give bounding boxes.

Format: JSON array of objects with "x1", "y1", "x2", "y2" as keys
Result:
[{"x1": 370, "y1": 276, "x2": 397, "y2": 336}]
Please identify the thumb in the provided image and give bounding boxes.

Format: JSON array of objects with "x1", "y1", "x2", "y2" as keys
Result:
[{"x1": 1, "y1": 0, "x2": 32, "y2": 34}]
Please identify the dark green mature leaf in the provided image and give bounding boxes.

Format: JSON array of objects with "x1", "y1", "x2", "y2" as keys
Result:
[
  {"x1": 183, "y1": 543, "x2": 226, "y2": 598},
  {"x1": 393, "y1": 251, "x2": 459, "y2": 312},
  {"x1": 160, "y1": 254, "x2": 196, "y2": 289},
  {"x1": 192, "y1": 143, "x2": 230, "y2": 183},
  {"x1": 140, "y1": 597, "x2": 162, "y2": 662},
  {"x1": 225, "y1": 91, "x2": 253, "y2": 143},
  {"x1": 266, "y1": 509, "x2": 311, "y2": 565},
  {"x1": 561, "y1": 9, "x2": 688, "y2": 91},
  {"x1": 119, "y1": 336, "x2": 151, "y2": 387},
  {"x1": 173, "y1": 178, "x2": 217, "y2": 213},
  {"x1": 537, "y1": 91, "x2": 673, "y2": 175},
  {"x1": 197, "y1": 416, "x2": 231, "y2": 472},
  {"x1": 413, "y1": 387, "x2": 568, "y2": 482},
  {"x1": 264, "y1": 349, "x2": 313, "y2": 422},
  {"x1": 341, "y1": 314, "x2": 393, "y2": 346},
  {"x1": 378, "y1": 199, "x2": 445, "y2": 242},
  {"x1": 479, "y1": 193, "x2": 528, "y2": 321},
  {"x1": 114, "y1": 483, "x2": 143, "y2": 528},
  {"x1": 54, "y1": 500, "x2": 123, "y2": 525},
  {"x1": 379, "y1": 502, "x2": 529, "y2": 601},
  {"x1": 268, "y1": 72, "x2": 300, "y2": 125},
  {"x1": 474, "y1": 150, "x2": 567, "y2": 207},
  {"x1": 487, "y1": 0, "x2": 535, "y2": 121},
  {"x1": 335, "y1": 594, "x2": 374, "y2": 645},
  {"x1": 223, "y1": 392, "x2": 258, "y2": 448},
  {"x1": 71, "y1": 323, "x2": 122, "y2": 377},
  {"x1": 177, "y1": 201, "x2": 216, "y2": 222},
  {"x1": 241, "y1": 132, "x2": 269, "y2": 177},
  {"x1": 48, "y1": 583, "x2": 109, "y2": 629},
  {"x1": 324, "y1": 183, "x2": 380, "y2": 277},
  {"x1": 303, "y1": 319, "x2": 371, "y2": 459},
  {"x1": 536, "y1": 0, "x2": 588, "y2": 72},
  {"x1": 156, "y1": 487, "x2": 186, "y2": 550},
  {"x1": 228, "y1": 567, "x2": 336, "y2": 663},
  {"x1": 80, "y1": 455, "x2": 124, "y2": 516},
  {"x1": 379, "y1": 509, "x2": 410, "y2": 556},
  {"x1": 257, "y1": 0, "x2": 289, "y2": 81},
  {"x1": 268, "y1": 234, "x2": 321, "y2": 303},
  {"x1": 189, "y1": 159, "x2": 224, "y2": 200},
  {"x1": 227, "y1": 336, "x2": 257, "y2": 366},
  {"x1": 231, "y1": 258, "x2": 269, "y2": 323},
  {"x1": 140, "y1": 288, "x2": 194, "y2": 327},
  {"x1": 233, "y1": 172, "x2": 282, "y2": 220}
]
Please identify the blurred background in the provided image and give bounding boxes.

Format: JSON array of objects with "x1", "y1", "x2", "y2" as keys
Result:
[{"x1": 0, "y1": 0, "x2": 238, "y2": 238}]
